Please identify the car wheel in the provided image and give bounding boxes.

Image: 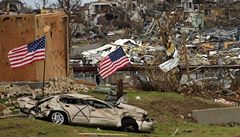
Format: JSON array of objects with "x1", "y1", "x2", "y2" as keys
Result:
[
  {"x1": 122, "y1": 118, "x2": 138, "y2": 132},
  {"x1": 50, "y1": 111, "x2": 67, "y2": 125}
]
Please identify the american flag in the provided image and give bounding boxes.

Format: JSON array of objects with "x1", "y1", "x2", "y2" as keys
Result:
[
  {"x1": 99, "y1": 47, "x2": 129, "y2": 78},
  {"x1": 8, "y1": 36, "x2": 46, "y2": 68}
]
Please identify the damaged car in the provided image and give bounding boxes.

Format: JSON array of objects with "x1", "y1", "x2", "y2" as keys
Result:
[{"x1": 17, "y1": 94, "x2": 154, "y2": 132}]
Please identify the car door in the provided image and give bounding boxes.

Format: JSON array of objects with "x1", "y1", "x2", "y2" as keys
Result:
[
  {"x1": 85, "y1": 99, "x2": 119, "y2": 126},
  {"x1": 58, "y1": 96, "x2": 90, "y2": 124}
]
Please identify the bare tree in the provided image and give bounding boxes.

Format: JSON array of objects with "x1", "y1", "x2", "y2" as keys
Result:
[
  {"x1": 35, "y1": 0, "x2": 49, "y2": 9},
  {"x1": 52, "y1": 0, "x2": 83, "y2": 48},
  {"x1": 132, "y1": 11, "x2": 182, "y2": 92},
  {"x1": 55, "y1": 0, "x2": 81, "y2": 13}
]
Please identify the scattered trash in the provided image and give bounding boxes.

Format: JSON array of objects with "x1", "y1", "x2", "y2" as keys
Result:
[
  {"x1": 136, "y1": 96, "x2": 141, "y2": 100},
  {"x1": 171, "y1": 128, "x2": 179, "y2": 136},
  {"x1": 159, "y1": 58, "x2": 180, "y2": 73},
  {"x1": 214, "y1": 98, "x2": 237, "y2": 106},
  {"x1": 38, "y1": 131, "x2": 47, "y2": 135},
  {"x1": 77, "y1": 133, "x2": 128, "y2": 136},
  {"x1": 97, "y1": 127, "x2": 101, "y2": 131},
  {"x1": 179, "y1": 114, "x2": 184, "y2": 119},
  {"x1": 182, "y1": 129, "x2": 193, "y2": 133}
]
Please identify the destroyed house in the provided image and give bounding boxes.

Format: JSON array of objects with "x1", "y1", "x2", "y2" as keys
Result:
[
  {"x1": 119, "y1": 0, "x2": 137, "y2": 11},
  {"x1": 0, "y1": 0, "x2": 23, "y2": 13},
  {"x1": 86, "y1": 0, "x2": 138, "y2": 19},
  {"x1": 88, "y1": 1, "x2": 118, "y2": 16},
  {"x1": 181, "y1": 0, "x2": 201, "y2": 12}
]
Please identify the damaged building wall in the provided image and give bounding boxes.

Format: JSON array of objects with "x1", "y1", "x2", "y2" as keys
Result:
[
  {"x1": 0, "y1": 14, "x2": 36, "y2": 81},
  {"x1": 0, "y1": 12, "x2": 68, "y2": 82}
]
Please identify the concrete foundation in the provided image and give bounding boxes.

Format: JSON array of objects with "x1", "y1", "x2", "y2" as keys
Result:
[{"x1": 192, "y1": 107, "x2": 240, "y2": 125}]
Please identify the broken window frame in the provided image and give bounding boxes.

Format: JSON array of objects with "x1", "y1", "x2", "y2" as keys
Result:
[
  {"x1": 59, "y1": 96, "x2": 87, "y2": 105},
  {"x1": 85, "y1": 99, "x2": 112, "y2": 109}
]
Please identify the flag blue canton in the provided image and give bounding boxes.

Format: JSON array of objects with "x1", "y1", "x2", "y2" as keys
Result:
[
  {"x1": 27, "y1": 36, "x2": 46, "y2": 52},
  {"x1": 109, "y1": 47, "x2": 126, "y2": 61}
]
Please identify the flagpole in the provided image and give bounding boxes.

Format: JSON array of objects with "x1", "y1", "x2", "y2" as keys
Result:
[
  {"x1": 42, "y1": 36, "x2": 47, "y2": 97},
  {"x1": 41, "y1": 26, "x2": 51, "y2": 98}
]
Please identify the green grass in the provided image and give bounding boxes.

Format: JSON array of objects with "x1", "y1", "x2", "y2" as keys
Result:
[
  {"x1": 1, "y1": 118, "x2": 240, "y2": 137},
  {"x1": 1, "y1": 91, "x2": 240, "y2": 137},
  {"x1": 156, "y1": 122, "x2": 240, "y2": 137},
  {"x1": 0, "y1": 118, "x2": 137, "y2": 137}
]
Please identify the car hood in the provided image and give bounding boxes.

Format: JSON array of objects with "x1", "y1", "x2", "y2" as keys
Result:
[
  {"x1": 17, "y1": 96, "x2": 38, "y2": 109},
  {"x1": 117, "y1": 103, "x2": 148, "y2": 115}
]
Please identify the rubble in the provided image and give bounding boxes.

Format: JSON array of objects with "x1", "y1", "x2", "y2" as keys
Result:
[
  {"x1": 0, "y1": 78, "x2": 91, "y2": 99},
  {"x1": 0, "y1": 100, "x2": 17, "y2": 117},
  {"x1": 76, "y1": 26, "x2": 240, "y2": 95},
  {"x1": 0, "y1": 104, "x2": 7, "y2": 114},
  {"x1": 214, "y1": 98, "x2": 237, "y2": 106},
  {"x1": 0, "y1": 78, "x2": 93, "y2": 117},
  {"x1": 45, "y1": 78, "x2": 90, "y2": 94}
]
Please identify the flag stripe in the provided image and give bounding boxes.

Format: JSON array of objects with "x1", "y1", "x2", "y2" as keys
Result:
[
  {"x1": 100, "y1": 58, "x2": 129, "y2": 77},
  {"x1": 10, "y1": 52, "x2": 45, "y2": 65},
  {"x1": 11, "y1": 57, "x2": 45, "y2": 68},
  {"x1": 99, "y1": 57, "x2": 110, "y2": 68},
  {"x1": 8, "y1": 36, "x2": 46, "y2": 68},
  {"x1": 9, "y1": 49, "x2": 45, "y2": 62},
  {"x1": 8, "y1": 47, "x2": 28, "y2": 56},
  {"x1": 99, "y1": 57, "x2": 128, "y2": 75},
  {"x1": 9, "y1": 47, "x2": 28, "y2": 54},
  {"x1": 10, "y1": 45, "x2": 27, "y2": 52},
  {"x1": 99, "y1": 58, "x2": 111, "y2": 69},
  {"x1": 100, "y1": 57, "x2": 128, "y2": 71},
  {"x1": 8, "y1": 50, "x2": 28, "y2": 58},
  {"x1": 102, "y1": 62, "x2": 129, "y2": 78},
  {"x1": 100, "y1": 58, "x2": 129, "y2": 78},
  {"x1": 98, "y1": 47, "x2": 129, "y2": 79}
]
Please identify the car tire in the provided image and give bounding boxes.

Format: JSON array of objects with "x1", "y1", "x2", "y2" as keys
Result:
[
  {"x1": 49, "y1": 111, "x2": 67, "y2": 125},
  {"x1": 121, "y1": 118, "x2": 138, "y2": 132}
]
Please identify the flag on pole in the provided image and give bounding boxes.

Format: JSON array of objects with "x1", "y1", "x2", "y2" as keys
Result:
[
  {"x1": 98, "y1": 47, "x2": 130, "y2": 78},
  {"x1": 8, "y1": 36, "x2": 46, "y2": 68}
]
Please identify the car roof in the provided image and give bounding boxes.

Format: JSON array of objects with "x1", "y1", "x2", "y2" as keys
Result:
[
  {"x1": 58, "y1": 94, "x2": 113, "y2": 107},
  {"x1": 59, "y1": 94, "x2": 93, "y2": 99}
]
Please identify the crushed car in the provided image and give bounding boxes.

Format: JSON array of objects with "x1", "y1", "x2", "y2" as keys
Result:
[{"x1": 17, "y1": 94, "x2": 154, "y2": 132}]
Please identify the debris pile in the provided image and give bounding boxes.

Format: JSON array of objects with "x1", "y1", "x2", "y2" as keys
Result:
[
  {"x1": 45, "y1": 78, "x2": 90, "y2": 94},
  {"x1": 0, "y1": 84, "x2": 33, "y2": 99},
  {"x1": 182, "y1": 28, "x2": 240, "y2": 66},
  {"x1": 76, "y1": 26, "x2": 240, "y2": 92},
  {"x1": 0, "y1": 78, "x2": 91, "y2": 99},
  {"x1": 214, "y1": 98, "x2": 237, "y2": 106},
  {"x1": 80, "y1": 38, "x2": 166, "y2": 66}
]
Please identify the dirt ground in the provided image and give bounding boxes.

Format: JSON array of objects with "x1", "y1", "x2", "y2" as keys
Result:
[{"x1": 126, "y1": 91, "x2": 227, "y2": 123}]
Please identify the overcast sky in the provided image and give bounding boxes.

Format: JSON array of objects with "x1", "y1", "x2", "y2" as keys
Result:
[{"x1": 23, "y1": 0, "x2": 96, "y2": 8}]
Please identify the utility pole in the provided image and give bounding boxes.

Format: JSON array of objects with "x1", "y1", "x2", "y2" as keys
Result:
[
  {"x1": 66, "y1": 0, "x2": 70, "y2": 77},
  {"x1": 182, "y1": 33, "x2": 191, "y2": 81},
  {"x1": 6, "y1": 0, "x2": 10, "y2": 14}
]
